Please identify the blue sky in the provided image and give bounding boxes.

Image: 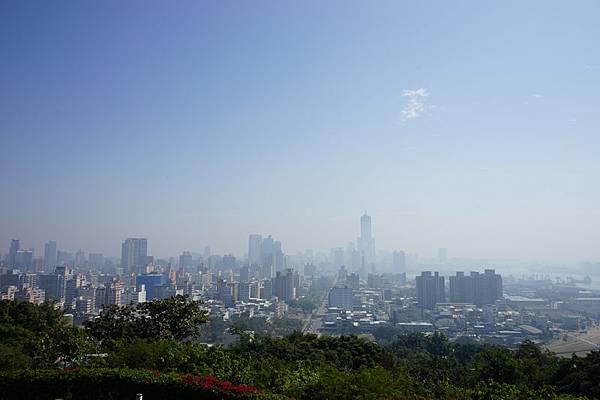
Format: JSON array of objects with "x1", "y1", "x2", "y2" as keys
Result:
[{"x1": 1, "y1": 1, "x2": 599, "y2": 262}]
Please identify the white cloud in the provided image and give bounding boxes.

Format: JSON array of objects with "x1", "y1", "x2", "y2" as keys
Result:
[{"x1": 401, "y1": 88, "x2": 429, "y2": 121}]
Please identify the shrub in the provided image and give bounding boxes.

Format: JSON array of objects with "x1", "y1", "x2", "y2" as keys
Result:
[{"x1": 0, "y1": 368, "x2": 261, "y2": 400}]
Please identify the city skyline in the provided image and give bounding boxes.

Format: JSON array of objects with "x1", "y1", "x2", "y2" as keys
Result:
[
  {"x1": 1, "y1": 1, "x2": 599, "y2": 263},
  {"x1": 1, "y1": 208, "x2": 599, "y2": 266}
]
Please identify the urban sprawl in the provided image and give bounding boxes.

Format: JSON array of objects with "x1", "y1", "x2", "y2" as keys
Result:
[{"x1": 2, "y1": 214, "x2": 599, "y2": 353}]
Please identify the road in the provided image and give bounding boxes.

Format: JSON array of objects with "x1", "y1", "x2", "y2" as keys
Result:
[{"x1": 302, "y1": 277, "x2": 336, "y2": 335}]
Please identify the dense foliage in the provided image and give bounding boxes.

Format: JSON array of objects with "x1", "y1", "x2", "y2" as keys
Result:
[
  {"x1": 286, "y1": 297, "x2": 317, "y2": 314},
  {"x1": 85, "y1": 295, "x2": 208, "y2": 343},
  {"x1": 1, "y1": 299, "x2": 599, "y2": 399},
  {"x1": 198, "y1": 314, "x2": 304, "y2": 344},
  {"x1": 0, "y1": 300, "x2": 94, "y2": 368},
  {"x1": 0, "y1": 368, "x2": 263, "y2": 400}
]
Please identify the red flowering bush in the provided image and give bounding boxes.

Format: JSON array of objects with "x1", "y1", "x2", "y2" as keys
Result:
[
  {"x1": 0, "y1": 369, "x2": 263, "y2": 400},
  {"x1": 179, "y1": 373, "x2": 259, "y2": 397}
]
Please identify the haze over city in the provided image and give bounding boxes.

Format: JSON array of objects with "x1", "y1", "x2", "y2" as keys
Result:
[
  {"x1": 4, "y1": 4, "x2": 600, "y2": 399},
  {"x1": 1, "y1": 1, "x2": 599, "y2": 264}
]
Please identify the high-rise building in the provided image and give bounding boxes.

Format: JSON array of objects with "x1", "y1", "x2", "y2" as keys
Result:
[
  {"x1": 223, "y1": 254, "x2": 237, "y2": 270},
  {"x1": 248, "y1": 234, "x2": 262, "y2": 266},
  {"x1": 57, "y1": 250, "x2": 73, "y2": 265},
  {"x1": 217, "y1": 279, "x2": 233, "y2": 307},
  {"x1": 416, "y1": 271, "x2": 445, "y2": 310},
  {"x1": 393, "y1": 250, "x2": 406, "y2": 272},
  {"x1": 250, "y1": 281, "x2": 260, "y2": 298},
  {"x1": 260, "y1": 279, "x2": 272, "y2": 299},
  {"x1": 367, "y1": 273, "x2": 383, "y2": 289},
  {"x1": 450, "y1": 269, "x2": 502, "y2": 306},
  {"x1": 179, "y1": 251, "x2": 193, "y2": 273},
  {"x1": 239, "y1": 265, "x2": 250, "y2": 282},
  {"x1": 16, "y1": 287, "x2": 45, "y2": 305},
  {"x1": 96, "y1": 281, "x2": 123, "y2": 308},
  {"x1": 136, "y1": 284, "x2": 147, "y2": 304},
  {"x1": 8, "y1": 239, "x2": 20, "y2": 267},
  {"x1": 75, "y1": 250, "x2": 86, "y2": 267},
  {"x1": 328, "y1": 286, "x2": 354, "y2": 309},
  {"x1": 38, "y1": 273, "x2": 67, "y2": 302},
  {"x1": 15, "y1": 249, "x2": 34, "y2": 271},
  {"x1": 357, "y1": 213, "x2": 375, "y2": 265},
  {"x1": 88, "y1": 253, "x2": 104, "y2": 268},
  {"x1": 65, "y1": 274, "x2": 82, "y2": 305},
  {"x1": 261, "y1": 235, "x2": 274, "y2": 267},
  {"x1": 32, "y1": 258, "x2": 43, "y2": 272},
  {"x1": 238, "y1": 282, "x2": 251, "y2": 302},
  {"x1": 106, "y1": 281, "x2": 123, "y2": 306},
  {"x1": 449, "y1": 271, "x2": 470, "y2": 303},
  {"x1": 260, "y1": 235, "x2": 284, "y2": 277},
  {"x1": 121, "y1": 238, "x2": 148, "y2": 274},
  {"x1": 480, "y1": 269, "x2": 503, "y2": 305},
  {"x1": 272, "y1": 268, "x2": 296, "y2": 302},
  {"x1": 136, "y1": 273, "x2": 167, "y2": 301},
  {"x1": 338, "y1": 265, "x2": 348, "y2": 280},
  {"x1": 75, "y1": 297, "x2": 93, "y2": 314},
  {"x1": 346, "y1": 273, "x2": 360, "y2": 290},
  {"x1": 44, "y1": 241, "x2": 57, "y2": 269}
]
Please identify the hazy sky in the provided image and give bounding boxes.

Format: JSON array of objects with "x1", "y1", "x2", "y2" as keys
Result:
[{"x1": 1, "y1": 1, "x2": 599, "y2": 263}]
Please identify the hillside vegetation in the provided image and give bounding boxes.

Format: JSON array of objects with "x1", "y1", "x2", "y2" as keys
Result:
[{"x1": 1, "y1": 298, "x2": 598, "y2": 400}]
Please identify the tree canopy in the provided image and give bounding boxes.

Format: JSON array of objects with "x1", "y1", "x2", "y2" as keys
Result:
[
  {"x1": 85, "y1": 295, "x2": 208, "y2": 343},
  {"x1": 0, "y1": 298, "x2": 597, "y2": 400}
]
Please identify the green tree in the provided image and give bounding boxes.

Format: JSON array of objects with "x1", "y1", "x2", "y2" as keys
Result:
[
  {"x1": 0, "y1": 300, "x2": 96, "y2": 368},
  {"x1": 86, "y1": 295, "x2": 208, "y2": 343}
]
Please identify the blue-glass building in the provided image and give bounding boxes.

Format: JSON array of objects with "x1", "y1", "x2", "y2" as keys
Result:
[{"x1": 136, "y1": 273, "x2": 167, "y2": 301}]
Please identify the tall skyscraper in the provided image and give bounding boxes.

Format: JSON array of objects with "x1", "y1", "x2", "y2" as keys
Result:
[
  {"x1": 416, "y1": 271, "x2": 445, "y2": 310},
  {"x1": 15, "y1": 249, "x2": 34, "y2": 270},
  {"x1": 248, "y1": 234, "x2": 262, "y2": 266},
  {"x1": 44, "y1": 241, "x2": 57, "y2": 269},
  {"x1": 8, "y1": 239, "x2": 20, "y2": 267},
  {"x1": 357, "y1": 213, "x2": 375, "y2": 265},
  {"x1": 361, "y1": 212, "x2": 371, "y2": 239},
  {"x1": 179, "y1": 251, "x2": 192, "y2": 273},
  {"x1": 121, "y1": 238, "x2": 148, "y2": 274},
  {"x1": 260, "y1": 235, "x2": 284, "y2": 277}
]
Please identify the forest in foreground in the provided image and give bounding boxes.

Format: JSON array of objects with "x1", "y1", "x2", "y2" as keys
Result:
[{"x1": 1, "y1": 297, "x2": 599, "y2": 400}]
